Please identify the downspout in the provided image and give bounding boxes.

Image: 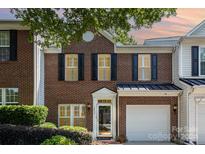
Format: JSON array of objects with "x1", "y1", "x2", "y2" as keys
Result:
[
  {"x1": 33, "y1": 35, "x2": 37, "y2": 105},
  {"x1": 117, "y1": 91, "x2": 120, "y2": 138}
]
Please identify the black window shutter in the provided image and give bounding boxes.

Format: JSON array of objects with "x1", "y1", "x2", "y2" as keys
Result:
[
  {"x1": 91, "y1": 53, "x2": 98, "y2": 80},
  {"x1": 132, "y1": 54, "x2": 138, "y2": 81},
  {"x1": 58, "y1": 54, "x2": 65, "y2": 81},
  {"x1": 111, "y1": 53, "x2": 117, "y2": 81},
  {"x1": 10, "y1": 30, "x2": 17, "y2": 61},
  {"x1": 78, "y1": 53, "x2": 84, "y2": 80},
  {"x1": 192, "y1": 46, "x2": 199, "y2": 76},
  {"x1": 151, "y1": 54, "x2": 158, "y2": 80}
]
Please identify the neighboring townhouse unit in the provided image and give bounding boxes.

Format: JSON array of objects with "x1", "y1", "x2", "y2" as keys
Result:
[
  {"x1": 44, "y1": 31, "x2": 181, "y2": 142},
  {"x1": 145, "y1": 20, "x2": 205, "y2": 144},
  {"x1": 0, "y1": 20, "x2": 35, "y2": 106}
]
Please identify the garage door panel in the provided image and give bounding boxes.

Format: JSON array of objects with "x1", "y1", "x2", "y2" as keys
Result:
[
  {"x1": 198, "y1": 104, "x2": 205, "y2": 144},
  {"x1": 126, "y1": 105, "x2": 170, "y2": 141}
]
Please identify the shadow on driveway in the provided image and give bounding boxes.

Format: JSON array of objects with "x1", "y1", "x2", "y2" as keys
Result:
[{"x1": 123, "y1": 141, "x2": 176, "y2": 145}]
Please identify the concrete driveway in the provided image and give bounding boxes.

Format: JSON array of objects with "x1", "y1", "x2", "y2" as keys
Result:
[{"x1": 123, "y1": 141, "x2": 176, "y2": 145}]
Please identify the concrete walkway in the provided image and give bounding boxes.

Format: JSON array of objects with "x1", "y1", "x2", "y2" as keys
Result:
[{"x1": 123, "y1": 141, "x2": 176, "y2": 145}]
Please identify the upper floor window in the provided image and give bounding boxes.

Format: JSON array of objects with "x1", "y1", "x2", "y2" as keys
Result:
[
  {"x1": 0, "y1": 88, "x2": 19, "y2": 105},
  {"x1": 0, "y1": 31, "x2": 10, "y2": 61},
  {"x1": 65, "y1": 54, "x2": 78, "y2": 81},
  {"x1": 200, "y1": 47, "x2": 205, "y2": 75},
  {"x1": 98, "y1": 54, "x2": 111, "y2": 81},
  {"x1": 138, "y1": 54, "x2": 151, "y2": 81}
]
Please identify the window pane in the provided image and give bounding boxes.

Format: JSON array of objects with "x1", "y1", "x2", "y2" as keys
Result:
[
  {"x1": 98, "y1": 68, "x2": 104, "y2": 80},
  {"x1": 0, "y1": 47, "x2": 10, "y2": 61},
  {"x1": 201, "y1": 62, "x2": 205, "y2": 75},
  {"x1": 105, "y1": 68, "x2": 111, "y2": 80},
  {"x1": 200, "y1": 48, "x2": 205, "y2": 61},
  {"x1": 59, "y1": 118, "x2": 70, "y2": 126},
  {"x1": 98, "y1": 55, "x2": 104, "y2": 67},
  {"x1": 144, "y1": 55, "x2": 151, "y2": 67},
  {"x1": 5, "y1": 88, "x2": 18, "y2": 103},
  {"x1": 66, "y1": 105, "x2": 70, "y2": 117},
  {"x1": 98, "y1": 54, "x2": 111, "y2": 81},
  {"x1": 74, "y1": 106, "x2": 80, "y2": 117},
  {"x1": 138, "y1": 54, "x2": 151, "y2": 80},
  {"x1": 0, "y1": 31, "x2": 10, "y2": 47},
  {"x1": 105, "y1": 55, "x2": 111, "y2": 67},
  {"x1": 65, "y1": 54, "x2": 78, "y2": 81},
  {"x1": 60, "y1": 106, "x2": 65, "y2": 116},
  {"x1": 81, "y1": 106, "x2": 86, "y2": 117},
  {"x1": 74, "y1": 118, "x2": 85, "y2": 127}
]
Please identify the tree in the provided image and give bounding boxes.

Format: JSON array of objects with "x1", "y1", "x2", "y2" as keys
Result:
[{"x1": 11, "y1": 8, "x2": 176, "y2": 47}]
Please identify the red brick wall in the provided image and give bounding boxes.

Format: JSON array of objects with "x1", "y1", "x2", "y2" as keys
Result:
[
  {"x1": 118, "y1": 96, "x2": 178, "y2": 141},
  {"x1": 0, "y1": 30, "x2": 34, "y2": 105},
  {"x1": 45, "y1": 34, "x2": 173, "y2": 130}
]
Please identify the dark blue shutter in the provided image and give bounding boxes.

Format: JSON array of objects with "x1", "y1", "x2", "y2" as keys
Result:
[
  {"x1": 58, "y1": 54, "x2": 65, "y2": 81},
  {"x1": 10, "y1": 30, "x2": 17, "y2": 61},
  {"x1": 132, "y1": 54, "x2": 138, "y2": 81},
  {"x1": 151, "y1": 54, "x2": 158, "y2": 80},
  {"x1": 78, "y1": 53, "x2": 84, "y2": 80},
  {"x1": 192, "y1": 46, "x2": 199, "y2": 76},
  {"x1": 92, "y1": 53, "x2": 98, "y2": 80},
  {"x1": 111, "y1": 53, "x2": 117, "y2": 80}
]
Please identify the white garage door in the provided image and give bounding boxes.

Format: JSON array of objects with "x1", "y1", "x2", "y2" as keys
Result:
[
  {"x1": 126, "y1": 105, "x2": 170, "y2": 141},
  {"x1": 198, "y1": 104, "x2": 205, "y2": 144}
]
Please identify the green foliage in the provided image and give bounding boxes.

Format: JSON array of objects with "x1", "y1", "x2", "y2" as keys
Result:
[
  {"x1": 0, "y1": 124, "x2": 92, "y2": 145},
  {"x1": 39, "y1": 122, "x2": 57, "y2": 129},
  {"x1": 41, "y1": 135, "x2": 76, "y2": 145},
  {"x1": 59, "y1": 126, "x2": 87, "y2": 133},
  {"x1": 11, "y1": 8, "x2": 176, "y2": 47},
  {"x1": 0, "y1": 105, "x2": 48, "y2": 126}
]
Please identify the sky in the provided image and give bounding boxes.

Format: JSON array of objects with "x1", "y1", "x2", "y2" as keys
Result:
[{"x1": 0, "y1": 8, "x2": 205, "y2": 44}]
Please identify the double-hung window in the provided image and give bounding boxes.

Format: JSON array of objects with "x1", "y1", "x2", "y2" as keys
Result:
[
  {"x1": 98, "y1": 54, "x2": 111, "y2": 81},
  {"x1": 138, "y1": 54, "x2": 151, "y2": 81},
  {"x1": 59, "y1": 104, "x2": 86, "y2": 127},
  {"x1": 199, "y1": 47, "x2": 205, "y2": 76},
  {"x1": 65, "y1": 54, "x2": 78, "y2": 81},
  {"x1": 0, "y1": 88, "x2": 19, "y2": 105},
  {"x1": 0, "y1": 31, "x2": 10, "y2": 61}
]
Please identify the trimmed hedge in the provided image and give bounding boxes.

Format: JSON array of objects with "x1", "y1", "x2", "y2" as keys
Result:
[
  {"x1": 0, "y1": 105, "x2": 48, "y2": 126},
  {"x1": 59, "y1": 126, "x2": 87, "y2": 133},
  {"x1": 38, "y1": 122, "x2": 57, "y2": 129},
  {"x1": 41, "y1": 135, "x2": 76, "y2": 145},
  {"x1": 0, "y1": 124, "x2": 92, "y2": 145}
]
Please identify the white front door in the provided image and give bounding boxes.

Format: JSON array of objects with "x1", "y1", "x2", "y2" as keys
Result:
[
  {"x1": 126, "y1": 105, "x2": 170, "y2": 141},
  {"x1": 198, "y1": 103, "x2": 205, "y2": 144},
  {"x1": 97, "y1": 104, "x2": 112, "y2": 137}
]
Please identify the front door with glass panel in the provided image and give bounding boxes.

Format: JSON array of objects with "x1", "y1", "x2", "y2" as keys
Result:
[{"x1": 97, "y1": 104, "x2": 112, "y2": 137}]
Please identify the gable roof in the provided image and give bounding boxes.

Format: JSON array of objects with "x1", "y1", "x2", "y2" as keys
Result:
[
  {"x1": 143, "y1": 36, "x2": 180, "y2": 46},
  {"x1": 186, "y1": 19, "x2": 205, "y2": 37}
]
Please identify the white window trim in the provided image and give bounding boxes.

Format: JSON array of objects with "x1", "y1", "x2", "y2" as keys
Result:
[
  {"x1": 65, "y1": 54, "x2": 78, "y2": 81},
  {"x1": 138, "y1": 54, "x2": 151, "y2": 81},
  {"x1": 98, "y1": 54, "x2": 111, "y2": 81},
  {"x1": 199, "y1": 46, "x2": 205, "y2": 77},
  {"x1": 0, "y1": 88, "x2": 19, "y2": 105},
  {"x1": 58, "y1": 104, "x2": 86, "y2": 127}
]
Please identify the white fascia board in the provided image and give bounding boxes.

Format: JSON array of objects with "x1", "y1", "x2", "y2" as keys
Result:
[
  {"x1": 115, "y1": 46, "x2": 174, "y2": 53},
  {"x1": 117, "y1": 90, "x2": 182, "y2": 97},
  {"x1": 99, "y1": 30, "x2": 115, "y2": 44}
]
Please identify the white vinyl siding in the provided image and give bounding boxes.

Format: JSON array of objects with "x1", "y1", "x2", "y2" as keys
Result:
[
  {"x1": 58, "y1": 104, "x2": 86, "y2": 127},
  {"x1": 179, "y1": 39, "x2": 205, "y2": 78}
]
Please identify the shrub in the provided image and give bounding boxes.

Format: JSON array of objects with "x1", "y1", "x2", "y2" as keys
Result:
[
  {"x1": 39, "y1": 122, "x2": 57, "y2": 129},
  {"x1": 59, "y1": 126, "x2": 87, "y2": 133},
  {"x1": 41, "y1": 135, "x2": 76, "y2": 145},
  {"x1": 0, "y1": 124, "x2": 92, "y2": 145},
  {"x1": 0, "y1": 105, "x2": 48, "y2": 126}
]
